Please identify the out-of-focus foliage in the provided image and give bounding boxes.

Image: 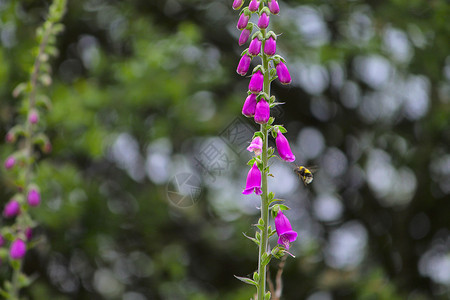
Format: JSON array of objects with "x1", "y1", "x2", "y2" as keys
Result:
[{"x1": 0, "y1": 0, "x2": 449, "y2": 299}]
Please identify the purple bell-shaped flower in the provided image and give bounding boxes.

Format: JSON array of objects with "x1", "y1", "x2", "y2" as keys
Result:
[
  {"x1": 275, "y1": 211, "x2": 297, "y2": 249},
  {"x1": 242, "y1": 162, "x2": 262, "y2": 195},
  {"x1": 275, "y1": 131, "x2": 295, "y2": 162}
]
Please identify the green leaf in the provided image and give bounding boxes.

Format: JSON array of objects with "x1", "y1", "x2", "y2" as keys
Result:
[
  {"x1": 268, "y1": 228, "x2": 276, "y2": 237},
  {"x1": 12, "y1": 83, "x2": 27, "y2": 98},
  {"x1": 268, "y1": 192, "x2": 274, "y2": 201},
  {"x1": 261, "y1": 252, "x2": 272, "y2": 266},
  {"x1": 253, "y1": 272, "x2": 259, "y2": 282},
  {"x1": 252, "y1": 131, "x2": 264, "y2": 140},
  {"x1": 265, "y1": 291, "x2": 271, "y2": 300},
  {"x1": 258, "y1": 218, "x2": 264, "y2": 227},
  {"x1": 271, "y1": 130, "x2": 277, "y2": 139},
  {"x1": 0, "y1": 288, "x2": 9, "y2": 298},
  {"x1": 243, "y1": 232, "x2": 259, "y2": 245},
  {"x1": 10, "y1": 259, "x2": 21, "y2": 271},
  {"x1": 18, "y1": 273, "x2": 31, "y2": 288},
  {"x1": 269, "y1": 198, "x2": 284, "y2": 205},
  {"x1": 278, "y1": 204, "x2": 290, "y2": 211},
  {"x1": 234, "y1": 275, "x2": 258, "y2": 287},
  {"x1": 278, "y1": 126, "x2": 287, "y2": 133}
]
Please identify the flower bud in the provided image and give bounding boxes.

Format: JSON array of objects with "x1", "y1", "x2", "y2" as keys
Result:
[
  {"x1": 237, "y1": 13, "x2": 250, "y2": 30},
  {"x1": 247, "y1": 137, "x2": 263, "y2": 155},
  {"x1": 239, "y1": 28, "x2": 251, "y2": 46},
  {"x1": 237, "y1": 54, "x2": 252, "y2": 76},
  {"x1": 43, "y1": 142, "x2": 52, "y2": 154},
  {"x1": 276, "y1": 61, "x2": 291, "y2": 85},
  {"x1": 242, "y1": 94, "x2": 257, "y2": 117},
  {"x1": 27, "y1": 189, "x2": 41, "y2": 207},
  {"x1": 264, "y1": 36, "x2": 276, "y2": 56},
  {"x1": 10, "y1": 239, "x2": 26, "y2": 260},
  {"x1": 3, "y1": 200, "x2": 20, "y2": 218},
  {"x1": 258, "y1": 12, "x2": 270, "y2": 29},
  {"x1": 0, "y1": 235, "x2": 5, "y2": 247},
  {"x1": 4, "y1": 156, "x2": 15, "y2": 169},
  {"x1": 248, "y1": 70, "x2": 264, "y2": 93},
  {"x1": 248, "y1": 37, "x2": 262, "y2": 56},
  {"x1": 28, "y1": 110, "x2": 39, "y2": 124},
  {"x1": 254, "y1": 98, "x2": 270, "y2": 124},
  {"x1": 232, "y1": 0, "x2": 244, "y2": 10},
  {"x1": 268, "y1": 0, "x2": 280, "y2": 14},
  {"x1": 276, "y1": 132, "x2": 296, "y2": 162},
  {"x1": 5, "y1": 132, "x2": 16, "y2": 143},
  {"x1": 25, "y1": 228, "x2": 33, "y2": 241},
  {"x1": 248, "y1": 0, "x2": 260, "y2": 12}
]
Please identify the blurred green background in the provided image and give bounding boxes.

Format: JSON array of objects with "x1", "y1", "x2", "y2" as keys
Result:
[{"x1": 1, "y1": 0, "x2": 450, "y2": 299}]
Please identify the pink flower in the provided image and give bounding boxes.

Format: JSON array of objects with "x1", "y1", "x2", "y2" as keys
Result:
[
  {"x1": 247, "y1": 137, "x2": 263, "y2": 155},
  {"x1": 242, "y1": 163, "x2": 262, "y2": 195},
  {"x1": 237, "y1": 13, "x2": 250, "y2": 30},
  {"x1": 242, "y1": 94, "x2": 257, "y2": 117},
  {"x1": 43, "y1": 142, "x2": 52, "y2": 153},
  {"x1": 264, "y1": 36, "x2": 276, "y2": 56},
  {"x1": 237, "y1": 54, "x2": 252, "y2": 76},
  {"x1": 4, "y1": 156, "x2": 15, "y2": 169},
  {"x1": 248, "y1": 37, "x2": 262, "y2": 56},
  {"x1": 28, "y1": 110, "x2": 39, "y2": 124},
  {"x1": 248, "y1": 0, "x2": 260, "y2": 12},
  {"x1": 254, "y1": 98, "x2": 270, "y2": 124},
  {"x1": 5, "y1": 132, "x2": 15, "y2": 143},
  {"x1": 276, "y1": 131, "x2": 295, "y2": 162},
  {"x1": 249, "y1": 70, "x2": 263, "y2": 93},
  {"x1": 232, "y1": 0, "x2": 244, "y2": 10},
  {"x1": 275, "y1": 211, "x2": 297, "y2": 249},
  {"x1": 27, "y1": 189, "x2": 41, "y2": 207},
  {"x1": 276, "y1": 61, "x2": 291, "y2": 85},
  {"x1": 10, "y1": 239, "x2": 26, "y2": 260},
  {"x1": 257, "y1": 12, "x2": 270, "y2": 29},
  {"x1": 268, "y1": 0, "x2": 280, "y2": 14},
  {"x1": 3, "y1": 200, "x2": 20, "y2": 218},
  {"x1": 25, "y1": 228, "x2": 33, "y2": 241},
  {"x1": 239, "y1": 28, "x2": 251, "y2": 46}
]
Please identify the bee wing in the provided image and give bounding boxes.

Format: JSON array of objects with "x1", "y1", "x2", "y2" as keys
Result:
[{"x1": 306, "y1": 165, "x2": 318, "y2": 173}]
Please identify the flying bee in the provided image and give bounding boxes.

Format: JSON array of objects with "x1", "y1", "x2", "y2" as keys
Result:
[{"x1": 293, "y1": 165, "x2": 316, "y2": 185}]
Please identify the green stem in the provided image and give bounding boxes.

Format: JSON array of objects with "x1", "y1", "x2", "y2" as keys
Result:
[
  {"x1": 10, "y1": 260, "x2": 22, "y2": 300},
  {"x1": 9, "y1": 17, "x2": 54, "y2": 300},
  {"x1": 257, "y1": 29, "x2": 270, "y2": 300}
]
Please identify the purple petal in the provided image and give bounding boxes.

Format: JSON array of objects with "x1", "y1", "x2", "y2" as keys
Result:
[
  {"x1": 242, "y1": 163, "x2": 262, "y2": 195},
  {"x1": 276, "y1": 132, "x2": 295, "y2": 162}
]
